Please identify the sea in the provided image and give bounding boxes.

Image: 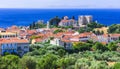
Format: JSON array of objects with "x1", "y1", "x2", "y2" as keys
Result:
[{"x1": 0, "y1": 8, "x2": 120, "y2": 28}]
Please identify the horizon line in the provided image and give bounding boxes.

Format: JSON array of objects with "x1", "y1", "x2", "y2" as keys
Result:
[{"x1": 0, "y1": 7, "x2": 120, "y2": 9}]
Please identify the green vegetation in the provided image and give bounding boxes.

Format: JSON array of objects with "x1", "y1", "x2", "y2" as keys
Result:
[
  {"x1": 108, "y1": 24, "x2": 120, "y2": 33},
  {"x1": 29, "y1": 22, "x2": 46, "y2": 29},
  {"x1": 78, "y1": 22, "x2": 105, "y2": 33},
  {"x1": 78, "y1": 27, "x2": 87, "y2": 33},
  {"x1": 92, "y1": 42, "x2": 108, "y2": 51},
  {"x1": 57, "y1": 26, "x2": 74, "y2": 30},
  {"x1": 73, "y1": 42, "x2": 91, "y2": 52},
  {"x1": 87, "y1": 22, "x2": 105, "y2": 29},
  {"x1": 113, "y1": 62, "x2": 120, "y2": 69},
  {"x1": 53, "y1": 29, "x2": 64, "y2": 34},
  {"x1": 0, "y1": 55, "x2": 19, "y2": 69},
  {"x1": 108, "y1": 42, "x2": 118, "y2": 51},
  {"x1": 30, "y1": 35, "x2": 42, "y2": 40},
  {"x1": 49, "y1": 16, "x2": 61, "y2": 26},
  {"x1": 0, "y1": 41, "x2": 119, "y2": 69},
  {"x1": 0, "y1": 35, "x2": 1, "y2": 38},
  {"x1": 92, "y1": 30, "x2": 104, "y2": 35}
]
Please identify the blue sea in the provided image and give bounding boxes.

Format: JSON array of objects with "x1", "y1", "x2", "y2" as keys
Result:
[{"x1": 0, "y1": 9, "x2": 120, "y2": 28}]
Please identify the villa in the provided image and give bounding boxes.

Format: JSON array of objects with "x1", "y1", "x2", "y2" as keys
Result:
[
  {"x1": 50, "y1": 32, "x2": 92, "y2": 49},
  {"x1": 58, "y1": 16, "x2": 77, "y2": 27},
  {"x1": 0, "y1": 32, "x2": 17, "y2": 38},
  {"x1": 0, "y1": 38, "x2": 29, "y2": 56}
]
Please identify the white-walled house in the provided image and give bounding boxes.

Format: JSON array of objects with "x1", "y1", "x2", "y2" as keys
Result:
[
  {"x1": 109, "y1": 34, "x2": 120, "y2": 42},
  {"x1": 50, "y1": 38, "x2": 72, "y2": 50},
  {"x1": 50, "y1": 38, "x2": 62, "y2": 46},
  {"x1": 97, "y1": 35, "x2": 109, "y2": 43},
  {"x1": 58, "y1": 16, "x2": 77, "y2": 27},
  {"x1": 0, "y1": 32, "x2": 17, "y2": 38},
  {"x1": 50, "y1": 32, "x2": 92, "y2": 50},
  {"x1": 90, "y1": 34, "x2": 120, "y2": 44}
]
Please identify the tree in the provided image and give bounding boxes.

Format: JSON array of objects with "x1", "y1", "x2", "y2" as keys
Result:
[
  {"x1": 108, "y1": 42, "x2": 118, "y2": 51},
  {"x1": 78, "y1": 27, "x2": 86, "y2": 33},
  {"x1": 92, "y1": 42, "x2": 107, "y2": 51},
  {"x1": 29, "y1": 21, "x2": 46, "y2": 29},
  {"x1": 19, "y1": 56, "x2": 36, "y2": 69},
  {"x1": 53, "y1": 29, "x2": 64, "y2": 34},
  {"x1": 0, "y1": 35, "x2": 2, "y2": 38},
  {"x1": 87, "y1": 22, "x2": 104, "y2": 29},
  {"x1": 37, "y1": 54, "x2": 58, "y2": 69},
  {"x1": 108, "y1": 24, "x2": 120, "y2": 33},
  {"x1": 0, "y1": 55, "x2": 20, "y2": 69},
  {"x1": 101, "y1": 30, "x2": 104, "y2": 34},
  {"x1": 73, "y1": 42, "x2": 91, "y2": 52},
  {"x1": 57, "y1": 57, "x2": 75, "y2": 69},
  {"x1": 58, "y1": 49, "x2": 66, "y2": 57},
  {"x1": 113, "y1": 62, "x2": 120, "y2": 69},
  {"x1": 71, "y1": 16, "x2": 75, "y2": 19},
  {"x1": 49, "y1": 16, "x2": 61, "y2": 26},
  {"x1": 89, "y1": 61, "x2": 109, "y2": 69},
  {"x1": 95, "y1": 30, "x2": 101, "y2": 35},
  {"x1": 75, "y1": 58, "x2": 90, "y2": 69}
]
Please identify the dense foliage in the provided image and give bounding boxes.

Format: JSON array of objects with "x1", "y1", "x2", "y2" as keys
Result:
[
  {"x1": 108, "y1": 24, "x2": 120, "y2": 33},
  {"x1": 78, "y1": 22, "x2": 105, "y2": 33},
  {"x1": 29, "y1": 22, "x2": 46, "y2": 29},
  {"x1": 53, "y1": 29, "x2": 64, "y2": 34},
  {"x1": 0, "y1": 41, "x2": 120, "y2": 69},
  {"x1": 49, "y1": 16, "x2": 61, "y2": 26}
]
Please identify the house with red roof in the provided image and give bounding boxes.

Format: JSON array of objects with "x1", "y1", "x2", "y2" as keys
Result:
[
  {"x1": 58, "y1": 16, "x2": 77, "y2": 27},
  {"x1": 0, "y1": 38, "x2": 29, "y2": 56},
  {"x1": 50, "y1": 32, "x2": 92, "y2": 49}
]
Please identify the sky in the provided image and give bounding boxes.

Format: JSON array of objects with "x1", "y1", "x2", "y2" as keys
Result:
[{"x1": 0, "y1": 0, "x2": 120, "y2": 9}]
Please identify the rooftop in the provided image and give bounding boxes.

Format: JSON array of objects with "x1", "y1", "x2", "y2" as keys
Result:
[{"x1": 0, "y1": 38, "x2": 29, "y2": 44}]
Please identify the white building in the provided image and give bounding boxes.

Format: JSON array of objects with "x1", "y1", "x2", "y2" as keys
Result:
[
  {"x1": 50, "y1": 38, "x2": 62, "y2": 46},
  {"x1": 78, "y1": 15, "x2": 93, "y2": 27},
  {"x1": 50, "y1": 38, "x2": 72, "y2": 50},
  {"x1": 59, "y1": 16, "x2": 77, "y2": 27},
  {"x1": 90, "y1": 34, "x2": 120, "y2": 44},
  {"x1": 50, "y1": 32, "x2": 92, "y2": 50},
  {"x1": 0, "y1": 32, "x2": 17, "y2": 38},
  {"x1": 47, "y1": 21, "x2": 50, "y2": 29}
]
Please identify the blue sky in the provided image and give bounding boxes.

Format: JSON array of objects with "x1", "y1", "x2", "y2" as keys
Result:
[{"x1": 0, "y1": 0, "x2": 120, "y2": 9}]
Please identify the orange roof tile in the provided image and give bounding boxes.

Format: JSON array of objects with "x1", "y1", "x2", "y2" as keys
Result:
[{"x1": 0, "y1": 38, "x2": 29, "y2": 44}]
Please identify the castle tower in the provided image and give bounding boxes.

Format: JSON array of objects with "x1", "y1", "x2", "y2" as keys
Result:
[
  {"x1": 47, "y1": 21, "x2": 50, "y2": 29},
  {"x1": 78, "y1": 15, "x2": 93, "y2": 27}
]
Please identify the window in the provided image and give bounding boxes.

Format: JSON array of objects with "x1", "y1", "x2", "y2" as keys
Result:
[
  {"x1": 18, "y1": 47, "x2": 21, "y2": 50},
  {"x1": 6, "y1": 44, "x2": 8, "y2": 46},
  {"x1": 24, "y1": 46, "x2": 28, "y2": 48},
  {"x1": 24, "y1": 51, "x2": 28, "y2": 53}
]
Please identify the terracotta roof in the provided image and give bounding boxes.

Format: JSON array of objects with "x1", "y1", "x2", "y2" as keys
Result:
[
  {"x1": 110, "y1": 34, "x2": 120, "y2": 37},
  {"x1": 27, "y1": 30, "x2": 37, "y2": 35},
  {"x1": 61, "y1": 38, "x2": 79, "y2": 43},
  {"x1": 6, "y1": 26, "x2": 20, "y2": 33},
  {"x1": 101, "y1": 42, "x2": 107, "y2": 45},
  {"x1": 59, "y1": 19, "x2": 76, "y2": 24},
  {"x1": 0, "y1": 28, "x2": 5, "y2": 31},
  {"x1": 11, "y1": 25, "x2": 19, "y2": 29},
  {"x1": 0, "y1": 38, "x2": 29, "y2": 44},
  {"x1": 103, "y1": 34, "x2": 109, "y2": 38},
  {"x1": 34, "y1": 37, "x2": 47, "y2": 42},
  {"x1": 60, "y1": 20, "x2": 69, "y2": 23}
]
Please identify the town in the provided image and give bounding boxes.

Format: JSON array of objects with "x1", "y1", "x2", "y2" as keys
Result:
[{"x1": 0, "y1": 15, "x2": 120, "y2": 57}]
